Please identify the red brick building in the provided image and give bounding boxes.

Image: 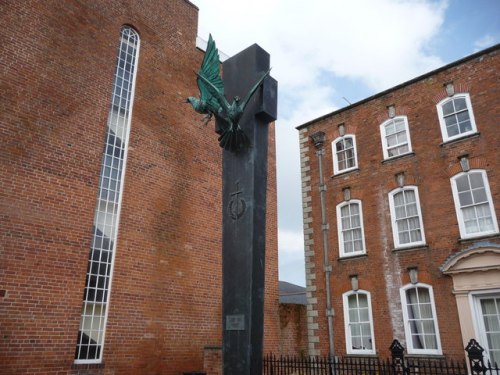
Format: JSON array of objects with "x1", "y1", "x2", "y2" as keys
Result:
[
  {"x1": 278, "y1": 281, "x2": 308, "y2": 357},
  {"x1": 0, "y1": 1, "x2": 280, "y2": 374},
  {"x1": 297, "y1": 45, "x2": 500, "y2": 364}
]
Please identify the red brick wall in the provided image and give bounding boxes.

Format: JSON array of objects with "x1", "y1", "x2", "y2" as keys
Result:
[
  {"x1": 264, "y1": 123, "x2": 281, "y2": 355},
  {"x1": 0, "y1": 1, "x2": 279, "y2": 374},
  {"x1": 201, "y1": 301, "x2": 306, "y2": 373},
  {"x1": 203, "y1": 347, "x2": 222, "y2": 375},
  {"x1": 279, "y1": 304, "x2": 308, "y2": 357},
  {"x1": 299, "y1": 48, "x2": 500, "y2": 359}
]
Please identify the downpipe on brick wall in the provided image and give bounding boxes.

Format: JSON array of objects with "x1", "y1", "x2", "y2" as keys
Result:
[{"x1": 311, "y1": 132, "x2": 335, "y2": 360}]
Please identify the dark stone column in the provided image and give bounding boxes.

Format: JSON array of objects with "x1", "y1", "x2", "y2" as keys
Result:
[{"x1": 219, "y1": 44, "x2": 277, "y2": 375}]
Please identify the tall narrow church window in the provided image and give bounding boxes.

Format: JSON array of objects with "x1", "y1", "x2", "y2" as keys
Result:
[{"x1": 75, "y1": 26, "x2": 140, "y2": 363}]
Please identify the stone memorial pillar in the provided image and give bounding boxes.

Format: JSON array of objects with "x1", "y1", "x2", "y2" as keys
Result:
[{"x1": 219, "y1": 44, "x2": 277, "y2": 375}]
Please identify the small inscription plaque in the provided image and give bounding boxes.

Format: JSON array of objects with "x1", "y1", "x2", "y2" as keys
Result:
[{"x1": 225, "y1": 314, "x2": 245, "y2": 331}]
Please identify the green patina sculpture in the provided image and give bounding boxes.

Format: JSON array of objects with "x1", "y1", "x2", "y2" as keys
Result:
[{"x1": 187, "y1": 34, "x2": 270, "y2": 152}]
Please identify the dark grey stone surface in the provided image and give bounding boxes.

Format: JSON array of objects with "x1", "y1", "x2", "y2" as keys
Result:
[{"x1": 219, "y1": 43, "x2": 276, "y2": 375}]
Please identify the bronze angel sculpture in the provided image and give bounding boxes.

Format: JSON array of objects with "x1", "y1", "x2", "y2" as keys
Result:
[{"x1": 187, "y1": 35, "x2": 270, "y2": 152}]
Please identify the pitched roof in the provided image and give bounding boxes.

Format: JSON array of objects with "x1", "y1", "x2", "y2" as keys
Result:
[{"x1": 279, "y1": 281, "x2": 307, "y2": 305}]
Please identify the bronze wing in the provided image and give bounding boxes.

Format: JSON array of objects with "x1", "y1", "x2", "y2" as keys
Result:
[
  {"x1": 197, "y1": 34, "x2": 227, "y2": 113},
  {"x1": 238, "y1": 68, "x2": 271, "y2": 112}
]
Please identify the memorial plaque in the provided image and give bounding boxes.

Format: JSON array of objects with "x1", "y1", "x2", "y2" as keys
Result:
[{"x1": 225, "y1": 314, "x2": 245, "y2": 331}]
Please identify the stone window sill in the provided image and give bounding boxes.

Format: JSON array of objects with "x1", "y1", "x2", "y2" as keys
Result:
[
  {"x1": 71, "y1": 362, "x2": 105, "y2": 369},
  {"x1": 458, "y1": 233, "x2": 500, "y2": 244},
  {"x1": 338, "y1": 253, "x2": 368, "y2": 262},
  {"x1": 392, "y1": 244, "x2": 429, "y2": 253},
  {"x1": 381, "y1": 152, "x2": 415, "y2": 164},
  {"x1": 331, "y1": 168, "x2": 360, "y2": 179},
  {"x1": 439, "y1": 132, "x2": 480, "y2": 147}
]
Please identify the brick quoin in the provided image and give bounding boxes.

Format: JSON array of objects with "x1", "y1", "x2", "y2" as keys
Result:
[
  {"x1": 298, "y1": 46, "x2": 500, "y2": 360},
  {"x1": 0, "y1": 1, "x2": 279, "y2": 374}
]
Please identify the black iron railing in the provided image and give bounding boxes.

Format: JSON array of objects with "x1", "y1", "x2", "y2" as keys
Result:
[{"x1": 263, "y1": 339, "x2": 499, "y2": 375}]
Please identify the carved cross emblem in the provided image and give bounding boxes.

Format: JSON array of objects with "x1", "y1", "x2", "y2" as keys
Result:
[{"x1": 228, "y1": 181, "x2": 246, "y2": 220}]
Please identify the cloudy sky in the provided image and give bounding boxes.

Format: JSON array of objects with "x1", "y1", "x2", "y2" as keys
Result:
[{"x1": 191, "y1": 0, "x2": 500, "y2": 286}]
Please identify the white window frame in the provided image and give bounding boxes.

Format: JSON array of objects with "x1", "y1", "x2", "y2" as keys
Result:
[
  {"x1": 400, "y1": 283, "x2": 442, "y2": 355},
  {"x1": 379, "y1": 116, "x2": 413, "y2": 160},
  {"x1": 336, "y1": 199, "x2": 366, "y2": 258},
  {"x1": 450, "y1": 170, "x2": 499, "y2": 240},
  {"x1": 74, "y1": 26, "x2": 140, "y2": 365},
  {"x1": 470, "y1": 289, "x2": 500, "y2": 366},
  {"x1": 332, "y1": 135, "x2": 358, "y2": 175},
  {"x1": 343, "y1": 290, "x2": 376, "y2": 355},
  {"x1": 388, "y1": 186, "x2": 426, "y2": 249},
  {"x1": 436, "y1": 93, "x2": 478, "y2": 143}
]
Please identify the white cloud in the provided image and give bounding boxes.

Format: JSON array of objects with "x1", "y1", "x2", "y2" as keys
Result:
[
  {"x1": 310, "y1": 0, "x2": 447, "y2": 90},
  {"x1": 279, "y1": 257, "x2": 306, "y2": 287},
  {"x1": 473, "y1": 34, "x2": 497, "y2": 52},
  {"x1": 278, "y1": 229, "x2": 304, "y2": 255},
  {"x1": 278, "y1": 229, "x2": 306, "y2": 286},
  {"x1": 195, "y1": 0, "x2": 447, "y2": 93},
  {"x1": 192, "y1": 0, "x2": 448, "y2": 284}
]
